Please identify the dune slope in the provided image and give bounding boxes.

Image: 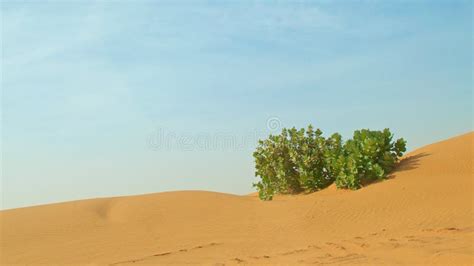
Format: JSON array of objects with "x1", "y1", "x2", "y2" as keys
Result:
[{"x1": 1, "y1": 132, "x2": 473, "y2": 265}]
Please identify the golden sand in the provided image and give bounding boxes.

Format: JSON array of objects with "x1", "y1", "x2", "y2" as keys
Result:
[{"x1": 1, "y1": 132, "x2": 473, "y2": 265}]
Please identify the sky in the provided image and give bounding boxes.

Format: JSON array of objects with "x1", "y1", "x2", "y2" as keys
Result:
[{"x1": 1, "y1": 0, "x2": 472, "y2": 209}]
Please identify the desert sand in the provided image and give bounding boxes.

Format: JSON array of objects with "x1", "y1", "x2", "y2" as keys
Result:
[{"x1": 1, "y1": 132, "x2": 473, "y2": 265}]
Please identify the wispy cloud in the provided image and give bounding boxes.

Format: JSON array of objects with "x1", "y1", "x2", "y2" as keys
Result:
[{"x1": 2, "y1": 1, "x2": 107, "y2": 67}]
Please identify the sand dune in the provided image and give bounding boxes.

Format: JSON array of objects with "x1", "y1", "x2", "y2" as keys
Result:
[{"x1": 1, "y1": 132, "x2": 473, "y2": 265}]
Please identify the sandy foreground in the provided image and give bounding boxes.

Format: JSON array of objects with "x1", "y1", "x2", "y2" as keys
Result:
[{"x1": 1, "y1": 132, "x2": 473, "y2": 265}]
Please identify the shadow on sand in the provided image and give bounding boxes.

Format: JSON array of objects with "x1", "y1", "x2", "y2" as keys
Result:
[
  {"x1": 391, "y1": 152, "x2": 431, "y2": 174},
  {"x1": 363, "y1": 152, "x2": 430, "y2": 187}
]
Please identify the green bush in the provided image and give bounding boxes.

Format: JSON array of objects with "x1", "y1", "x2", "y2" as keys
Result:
[
  {"x1": 334, "y1": 129, "x2": 407, "y2": 189},
  {"x1": 253, "y1": 126, "x2": 406, "y2": 200}
]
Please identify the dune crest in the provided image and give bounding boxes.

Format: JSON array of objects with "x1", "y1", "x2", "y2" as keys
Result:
[{"x1": 1, "y1": 132, "x2": 473, "y2": 265}]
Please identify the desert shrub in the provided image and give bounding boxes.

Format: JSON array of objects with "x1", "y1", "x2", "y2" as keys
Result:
[
  {"x1": 334, "y1": 129, "x2": 407, "y2": 189},
  {"x1": 253, "y1": 126, "x2": 342, "y2": 200},
  {"x1": 253, "y1": 126, "x2": 406, "y2": 200}
]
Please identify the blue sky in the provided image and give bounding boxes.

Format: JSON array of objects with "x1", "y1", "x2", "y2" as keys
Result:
[{"x1": 1, "y1": 0, "x2": 472, "y2": 209}]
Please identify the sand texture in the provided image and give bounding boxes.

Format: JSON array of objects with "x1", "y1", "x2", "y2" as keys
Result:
[{"x1": 1, "y1": 132, "x2": 473, "y2": 265}]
